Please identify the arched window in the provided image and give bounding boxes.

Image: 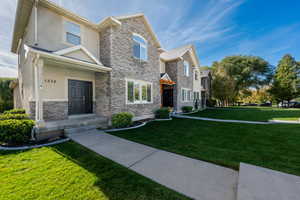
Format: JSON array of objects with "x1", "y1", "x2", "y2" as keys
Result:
[{"x1": 132, "y1": 33, "x2": 148, "y2": 61}]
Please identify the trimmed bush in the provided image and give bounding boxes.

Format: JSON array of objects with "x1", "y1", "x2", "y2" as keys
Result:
[
  {"x1": 0, "y1": 114, "x2": 29, "y2": 120},
  {"x1": 154, "y1": 107, "x2": 170, "y2": 119},
  {"x1": 4, "y1": 108, "x2": 26, "y2": 114},
  {"x1": 182, "y1": 106, "x2": 193, "y2": 113},
  {"x1": 112, "y1": 112, "x2": 134, "y2": 128},
  {"x1": 0, "y1": 119, "x2": 35, "y2": 144}
]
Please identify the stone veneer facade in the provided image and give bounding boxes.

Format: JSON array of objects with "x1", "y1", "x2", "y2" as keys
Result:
[
  {"x1": 99, "y1": 17, "x2": 161, "y2": 119},
  {"x1": 29, "y1": 101, "x2": 68, "y2": 121},
  {"x1": 165, "y1": 52, "x2": 195, "y2": 111}
]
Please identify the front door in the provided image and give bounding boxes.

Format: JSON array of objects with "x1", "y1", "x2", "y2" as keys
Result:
[
  {"x1": 162, "y1": 85, "x2": 174, "y2": 107},
  {"x1": 68, "y1": 80, "x2": 93, "y2": 115}
]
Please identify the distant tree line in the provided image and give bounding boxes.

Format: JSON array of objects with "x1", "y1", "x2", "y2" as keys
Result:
[
  {"x1": 210, "y1": 54, "x2": 300, "y2": 107},
  {"x1": 0, "y1": 78, "x2": 14, "y2": 113}
]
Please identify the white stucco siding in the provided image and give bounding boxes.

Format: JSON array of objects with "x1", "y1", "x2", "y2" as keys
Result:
[
  {"x1": 36, "y1": 6, "x2": 99, "y2": 61},
  {"x1": 41, "y1": 63, "x2": 96, "y2": 101}
]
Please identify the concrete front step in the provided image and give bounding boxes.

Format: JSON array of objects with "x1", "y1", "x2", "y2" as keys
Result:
[
  {"x1": 237, "y1": 163, "x2": 300, "y2": 200},
  {"x1": 65, "y1": 125, "x2": 98, "y2": 135},
  {"x1": 34, "y1": 116, "x2": 108, "y2": 141}
]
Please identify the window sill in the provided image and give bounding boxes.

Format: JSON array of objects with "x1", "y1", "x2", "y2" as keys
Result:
[
  {"x1": 132, "y1": 56, "x2": 148, "y2": 63},
  {"x1": 126, "y1": 102, "x2": 153, "y2": 105}
]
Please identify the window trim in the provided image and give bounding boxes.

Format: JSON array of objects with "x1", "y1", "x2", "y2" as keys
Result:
[
  {"x1": 126, "y1": 78, "x2": 153, "y2": 104},
  {"x1": 62, "y1": 18, "x2": 83, "y2": 46},
  {"x1": 181, "y1": 88, "x2": 192, "y2": 102},
  {"x1": 132, "y1": 33, "x2": 148, "y2": 61}
]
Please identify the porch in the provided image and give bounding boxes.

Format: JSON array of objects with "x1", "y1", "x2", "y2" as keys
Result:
[{"x1": 25, "y1": 45, "x2": 112, "y2": 135}]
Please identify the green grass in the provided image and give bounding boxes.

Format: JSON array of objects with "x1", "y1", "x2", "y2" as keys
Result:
[
  {"x1": 111, "y1": 118, "x2": 300, "y2": 176},
  {"x1": 190, "y1": 107, "x2": 300, "y2": 122},
  {"x1": 0, "y1": 141, "x2": 189, "y2": 200}
]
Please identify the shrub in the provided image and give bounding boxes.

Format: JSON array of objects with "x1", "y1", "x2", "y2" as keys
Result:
[
  {"x1": 0, "y1": 119, "x2": 35, "y2": 145},
  {"x1": 0, "y1": 114, "x2": 29, "y2": 120},
  {"x1": 154, "y1": 107, "x2": 170, "y2": 119},
  {"x1": 181, "y1": 106, "x2": 193, "y2": 113},
  {"x1": 112, "y1": 112, "x2": 134, "y2": 128},
  {"x1": 4, "y1": 108, "x2": 26, "y2": 114}
]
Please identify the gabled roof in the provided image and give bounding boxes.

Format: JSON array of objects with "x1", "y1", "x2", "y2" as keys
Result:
[
  {"x1": 114, "y1": 13, "x2": 161, "y2": 48},
  {"x1": 24, "y1": 45, "x2": 111, "y2": 72},
  {"x1": 160, "y1": 44, "x2": 200, "y2": 67},
  {"x1": 11, "y1": 0, "x2": 161, "y2": 53},
  {"x1": 54, "y1": 45, "x2": 102, "y2": 65}
]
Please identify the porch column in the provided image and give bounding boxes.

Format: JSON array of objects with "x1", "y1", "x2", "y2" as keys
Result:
[{"x1": 34, "y1": 56, "x2": 45, "y2": 127}]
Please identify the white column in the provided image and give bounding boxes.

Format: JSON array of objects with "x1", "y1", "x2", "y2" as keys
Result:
[{"x1": 34, "y1": 56, "x2": 45, "y2": 127}]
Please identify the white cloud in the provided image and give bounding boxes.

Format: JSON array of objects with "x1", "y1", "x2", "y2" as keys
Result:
[{"x1": 0, "y1": 66, "x2": 17, "y2": 78}]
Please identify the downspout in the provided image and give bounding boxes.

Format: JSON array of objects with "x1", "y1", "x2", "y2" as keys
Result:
[{"x1": 34, "y1": 0, "x2": 39, "y2": 46}]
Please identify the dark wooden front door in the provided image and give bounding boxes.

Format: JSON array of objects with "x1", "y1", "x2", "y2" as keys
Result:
[
  {"x1": 68, "y1": 80, "x2": 93, "y2": 115},
  {"x1": 162, "y1": 85, "x2": 174, "y2": 107}
]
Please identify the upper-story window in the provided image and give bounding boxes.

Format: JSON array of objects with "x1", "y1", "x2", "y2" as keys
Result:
[
  {"x1": 132, "y1": 33, "x2": 148, "y2": 61},
  {"x1": 184, "y1": 61, "x2": 189, "y2": 77},
  {"x1": 65, "y1": 21, "x2": 81, "y2": 45},
  {"x1": 195, "y1": 71, "x2": 198, "y2": 80}
]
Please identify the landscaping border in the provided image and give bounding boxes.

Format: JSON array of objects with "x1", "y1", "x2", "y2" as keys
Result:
[
  {"x1": 0, "y1": 138, "x2": 70, "y2": 151},
  {"x1": 105, "y1": 118, "x2": 173, "y2": 133},
  {"x1": 104, "y1": 122, "x2": 147, "y2": 133}
]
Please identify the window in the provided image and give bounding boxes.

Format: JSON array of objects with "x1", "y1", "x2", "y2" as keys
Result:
[
  {"x1": 127, "y1": 81, "x2": 134, "y2": 103},
  {"x1": 184, "y1": 61, "x2": 189, "y2": 76},
  {"x1": 133, "y1": 33, "x2": 147, "y2": 61},
  {"x1": 65, "y1": 21, "x2": 81, "y2": 45},
  {"x1": 194, "y1": 92, "x2": 200, "y2": 100},
  {"x1": 127, "y1": 79, "x2": 152, "y2": 104},
  {"x1": 181, "y1": 88, "x2": 192, "y2": 102}
]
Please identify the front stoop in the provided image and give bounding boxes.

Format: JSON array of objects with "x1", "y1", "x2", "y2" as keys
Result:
[
  {"x1": 34, "y1": 115, "x2": 108, "y2": 141},
  {"x1": 236, "y1": 163, "x2": 300, "y2": 200}
]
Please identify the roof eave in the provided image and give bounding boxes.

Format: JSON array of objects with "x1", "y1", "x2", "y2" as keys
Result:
[{"x1": 28, "y1": 47, "x2": 112, "y2": 73}]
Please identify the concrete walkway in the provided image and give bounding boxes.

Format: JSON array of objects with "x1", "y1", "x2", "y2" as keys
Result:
[
  {"x1": 69, "y1": 130, "x2": 238, "y2": 200},
  {"x1": 173, "y1": 114, "x2": 300, "y2": 125},
  {"x1": 237, "y1": 163, "x2": 300, "y2": 200}
]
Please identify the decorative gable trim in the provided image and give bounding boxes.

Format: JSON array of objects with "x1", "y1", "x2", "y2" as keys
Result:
[
  {"x1": 161, "y1": 73, "x2": 172, "y2": 81},
  {"x1": 54, "y1": 45, "x2": 102, "y2": 65}
]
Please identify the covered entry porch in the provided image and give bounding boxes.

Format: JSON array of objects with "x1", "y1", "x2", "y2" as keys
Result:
[
  {"x1": 160, "y1": 73, "x2": 176, "y2": 108},
  {"x1": 25, "y1": 45, "x2": 111, "y2": 131}
]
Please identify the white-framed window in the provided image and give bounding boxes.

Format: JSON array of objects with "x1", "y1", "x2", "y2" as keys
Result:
[
  {"x1": 184, "y1": 61, "x2": 189, "y2": 76},
  {"x1": 65, "y1": 21, "x2": 81, "y2": 45},
  {"x1": 194, "y1": 92, "x2": 200, "y2": 100},
  {"x1": 181, "y1": 88, "x2": 192, "y2": 102},
  {"x1": 132, "y1": 33, "x2": 148, "y2": 61},
  {"x1": 126, "y1": 79, "x2": 152, "y2": 104}
]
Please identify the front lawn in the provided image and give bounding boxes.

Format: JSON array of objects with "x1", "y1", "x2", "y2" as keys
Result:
[
  {"x1": 0, "y1": 142, "x2": 189, "y2": 200},
  {"x1": 111, "y1": 118, "x2": 300, "y2": 176},
  {"x1": 189, "y1": 107, "x2": 300, "y2": 122}
]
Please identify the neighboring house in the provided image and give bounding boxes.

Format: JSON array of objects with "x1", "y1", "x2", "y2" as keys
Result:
[
  {"x1": 200, "y1": 69, "x2": 212, "y2": 108},
  {"x1": 10, "y1": 0, "x2": 210, "y2": 133}
]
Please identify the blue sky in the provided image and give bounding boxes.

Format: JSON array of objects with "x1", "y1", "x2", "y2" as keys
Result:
[{"x1": 1, "y1": 0, "x2": 300, "y2": 77}]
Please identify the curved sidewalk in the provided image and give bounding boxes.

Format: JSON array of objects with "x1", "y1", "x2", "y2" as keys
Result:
[{"x1": 172, "y1": 114, "x2": 300, "y2": 125}]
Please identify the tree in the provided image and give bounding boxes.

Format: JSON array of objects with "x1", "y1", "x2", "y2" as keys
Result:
[
  {"x1": 0, "y1": 78, "x2": 14, "y2": 113},
  {"x1": 211, "y1": 56, "x2": 272, "y2": 106},
  {"x1": 269, "y1": 54, "x2": 300, "y2": 106}
]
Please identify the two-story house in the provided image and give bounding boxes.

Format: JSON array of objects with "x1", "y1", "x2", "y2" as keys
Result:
[{"x1": 10, "y1": 0, "x2": 208, "y2": 136}]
